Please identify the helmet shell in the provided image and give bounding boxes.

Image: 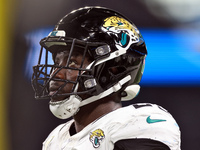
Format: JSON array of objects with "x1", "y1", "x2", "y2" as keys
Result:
[{"x1": 49, "y1": 6, "x2": 147, "y2": 54}]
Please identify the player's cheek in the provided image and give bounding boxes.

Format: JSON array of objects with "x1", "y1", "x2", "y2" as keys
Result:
[{"x1": 66, "y1": 70, "x2": 79, "y2": 81}]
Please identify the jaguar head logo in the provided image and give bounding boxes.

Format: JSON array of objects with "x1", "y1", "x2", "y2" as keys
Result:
[
  {"x1": 89, "y1": 129, "x2": 105, "y2": 148},
  {"x1": 102, "y1": 16, "x2": 140, "y2": 50}
]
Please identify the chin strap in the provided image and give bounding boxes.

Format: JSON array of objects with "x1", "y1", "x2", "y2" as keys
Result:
[
  {"x1": 49, "y1": 82, "x2": 81, "y2": 119},
  {"x1": 49, "y1": 75, "x2": 140, "y2": 120},
  {"x1": 49, "y1": 95, "x2": 82, "y2": 119}
]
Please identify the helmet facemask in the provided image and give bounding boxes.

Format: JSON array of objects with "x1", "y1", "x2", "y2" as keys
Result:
[{"x1": 32, "y1": 37, "x2": 111, "y2": 102}]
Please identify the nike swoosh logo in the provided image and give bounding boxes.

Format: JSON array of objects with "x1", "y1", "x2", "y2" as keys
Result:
[{"x1": 146, "y1": 116, "x2": 166, "y2": 124}]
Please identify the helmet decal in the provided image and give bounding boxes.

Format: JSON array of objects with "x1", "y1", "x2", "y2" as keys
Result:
[{"x1": 102, "y1": 16, "x2": 140, "y2": 50}]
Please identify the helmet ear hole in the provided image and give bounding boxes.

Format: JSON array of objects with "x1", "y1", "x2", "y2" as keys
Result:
[{"x1": 109, "y1": 66, "x2": 126, "y2": 75}]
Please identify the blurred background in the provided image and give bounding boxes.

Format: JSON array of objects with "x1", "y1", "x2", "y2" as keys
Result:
[{"x1": 1, "y1": 0, "x2": 200, "y2": 149}]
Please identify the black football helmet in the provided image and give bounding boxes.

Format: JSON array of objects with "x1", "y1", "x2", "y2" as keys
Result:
[{"x1": 32, "y1": 6, "x2": 147, "y2": 119}]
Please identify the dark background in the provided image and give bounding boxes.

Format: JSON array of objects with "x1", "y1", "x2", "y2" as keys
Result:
[{"x1": 9, "y1": 0, "x2": 200, "y2": 150}]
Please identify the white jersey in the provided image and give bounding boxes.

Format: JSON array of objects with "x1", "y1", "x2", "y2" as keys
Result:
[{"x1": 42, "y1": 103, "x2": 181, "y2": 150}]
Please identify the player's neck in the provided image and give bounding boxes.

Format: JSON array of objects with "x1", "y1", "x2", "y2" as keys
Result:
[{"x1": 73, "y1": 95, "x2": 122, "y2": 133}]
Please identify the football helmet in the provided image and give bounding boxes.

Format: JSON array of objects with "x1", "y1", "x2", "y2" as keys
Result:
[{"x1": 32, "y1": 6, "x2": 147, "y2": 119}]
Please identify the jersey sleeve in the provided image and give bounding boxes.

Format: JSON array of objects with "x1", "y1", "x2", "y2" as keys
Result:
[
  {"x1": 42, "y1": 120, "x2": 74, "y2": 150},
  {"x1": 109, "y1": 104, "x2": 181, "y2": 150},
  {"x1": 42, "y1": 123, "x2": 65, "y2": 150}
]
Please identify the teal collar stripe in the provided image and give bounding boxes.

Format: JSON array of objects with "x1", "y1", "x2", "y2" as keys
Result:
[{"x1": 146, "y1": 116, "x2": 166, "y2": 124}]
